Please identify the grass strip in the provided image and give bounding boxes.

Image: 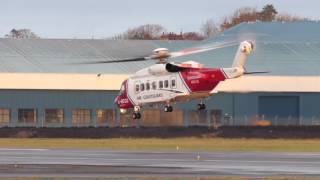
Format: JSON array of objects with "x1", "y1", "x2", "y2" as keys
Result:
[{"x1": 0, "y1": 138, "x2": 320, "y2": 152}]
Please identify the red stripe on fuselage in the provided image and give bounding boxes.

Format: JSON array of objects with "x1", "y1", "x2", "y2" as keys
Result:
[{"x1": 180, "y1": 68, "x2": 226, "y2": 93}]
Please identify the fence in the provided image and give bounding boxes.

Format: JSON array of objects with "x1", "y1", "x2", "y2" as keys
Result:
[{"x1": 0, "y1": 108, "x2": 318, "y2": 127}]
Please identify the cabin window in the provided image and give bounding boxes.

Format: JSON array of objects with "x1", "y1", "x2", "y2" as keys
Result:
[
  {"x1": 152, "y1": 82, "x2": 157, "y2": 90},
  {"x1": 135, "y1": 84, "x2": 139, "y2": 93},
  {"x1": 159, "y1": 81, "x2": 163, "y2": 89},
  {"x1": 140, "y1": 83, "x2": 145, "y2": 91},
  {"x1": 171, "y1": 77, "x2": 176, "y2": 89},
  {"x1": 164, "y1": 80, "x2": 169, "y2": 88},
  {"x1": 146, "y1": 82, "x2": 150, "y2": 91}
]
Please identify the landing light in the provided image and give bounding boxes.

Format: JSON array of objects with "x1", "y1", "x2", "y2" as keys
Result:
[{"x1": 120, "y1": 109, "x2": 127, "y2": 114}]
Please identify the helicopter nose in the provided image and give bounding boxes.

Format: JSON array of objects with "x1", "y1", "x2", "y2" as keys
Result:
[{"x1": 114, "y1": 96, "x2": 119, "y2": 104}]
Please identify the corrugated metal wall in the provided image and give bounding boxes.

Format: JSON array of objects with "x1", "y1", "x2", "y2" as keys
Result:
[
  {"x1": 258, "y1": 96, "x2": 299, "y2": 125},
  {"x1": 0, "y1": 90, "x2": 319, "y2": 127}
]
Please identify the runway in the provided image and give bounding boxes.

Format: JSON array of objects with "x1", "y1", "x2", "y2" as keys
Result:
[{"x1": 0, "y1": 148, "x2": 320, "y2": 178}]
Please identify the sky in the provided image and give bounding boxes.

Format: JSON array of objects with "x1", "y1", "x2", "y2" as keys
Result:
[{"x1": 1, "y1": 0, "x2": 320, "y2": 39}]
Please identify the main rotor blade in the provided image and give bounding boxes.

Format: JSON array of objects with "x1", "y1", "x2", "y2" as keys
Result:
[
  {"x1": 70, "y1": 56, "x2": 151, "y2": 65},
  {"x1": 65, "y1": 40, "x2": 245, "y2": 65},
  {"x1": 170, "y1": 41, "x2": 239, "y2": 58}
]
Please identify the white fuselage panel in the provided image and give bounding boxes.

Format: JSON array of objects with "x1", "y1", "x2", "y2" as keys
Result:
[{"x1": 127, "y1": 70, "x2": 189, "y2": 105}]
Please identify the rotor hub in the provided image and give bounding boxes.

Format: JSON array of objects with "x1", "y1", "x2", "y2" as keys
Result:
[{"x1": 151, "y1": 48, "x2": 171, "y2": 61}]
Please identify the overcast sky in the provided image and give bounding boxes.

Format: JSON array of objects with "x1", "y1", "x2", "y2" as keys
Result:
[{"x1": 1, "y1": 0, "x2": 319, "y2": 39}]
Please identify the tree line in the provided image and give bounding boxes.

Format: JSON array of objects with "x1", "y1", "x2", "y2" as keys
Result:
[
  {"x1": 5, "y1": 28, "x2": 39, "y2": 39},
  {"x1": 5, "y1": 4, "x2": 311, "y2": 40},
  {"x1": 113, "y1": 4, "x2": 310, "y2": 41}
]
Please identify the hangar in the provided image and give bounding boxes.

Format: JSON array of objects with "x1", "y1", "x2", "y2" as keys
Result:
[{"x1": 0, "y1": 21, "x2": 319, "y2": 127}]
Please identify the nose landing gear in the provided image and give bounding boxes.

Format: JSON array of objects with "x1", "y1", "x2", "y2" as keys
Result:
[{"x1": 132, "y1": 106, "x2": 141, "y2": 119}]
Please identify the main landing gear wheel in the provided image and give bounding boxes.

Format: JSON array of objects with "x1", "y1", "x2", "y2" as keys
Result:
[
  {"x1": 198, "y1": 103, "x2": 206, "y2": 111},
  {"x1": 164, "y1": 105, "x2": 173, "y2": 112},
  {"x1": 132, "y1": 112, "x2": 141, "y2": 119}
]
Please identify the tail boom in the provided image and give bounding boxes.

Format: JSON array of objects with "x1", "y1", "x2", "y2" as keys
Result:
[{"x1": 222, "y1": 41, "x2": 254, "y2": 79}]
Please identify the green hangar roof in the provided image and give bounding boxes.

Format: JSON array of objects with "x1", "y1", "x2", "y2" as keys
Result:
[
  {"x1": 176, "y1": 21, "x2": 320, "y2": 76},
  {"x1": 0, "y1": 22, "x2": 320, "y2": 92},
  {"x1": 0, "y1": 39, "x2": 195, "y2": 74},
  {"x1": 0, "y1": 21, "x2": 319, "y2": 76}
]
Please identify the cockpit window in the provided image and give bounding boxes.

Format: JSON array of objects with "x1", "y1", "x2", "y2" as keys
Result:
[{"x1": 119, "y1": 84, "x2": 125, "y2": 95}]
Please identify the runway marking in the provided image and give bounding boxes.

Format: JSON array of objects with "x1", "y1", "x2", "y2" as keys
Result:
[
  {"x1": 0, "y1": 148, "x2": 48, "y2": 151},
  {"x1": 203, "y1": 159, "x2": 320, "y2": 164}
]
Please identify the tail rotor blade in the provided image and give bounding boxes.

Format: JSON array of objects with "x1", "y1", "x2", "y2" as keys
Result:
[
  {"x1": 244, "y1": 71, "x2": 270, "y2": 75},
  {"x1": 169, "y1": 41, "x2": 239, "y2": 58}
]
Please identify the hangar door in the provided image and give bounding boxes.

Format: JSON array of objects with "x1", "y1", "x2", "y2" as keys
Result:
[{"x1": 258, "y1": 96, "x2": 299, "y2": 125}]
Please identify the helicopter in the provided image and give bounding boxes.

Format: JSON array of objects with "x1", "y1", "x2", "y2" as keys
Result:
[{"x1": 85, "y1": 40, "x2": 261, "y2": 119}]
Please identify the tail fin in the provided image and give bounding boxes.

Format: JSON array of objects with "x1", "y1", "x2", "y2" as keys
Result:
[
  {"x1": 232, "y1": 41, "x2": 254, "y2": 69},
  {"x1": 222, "y1": 41, "x2": 254, "y2": 79}
]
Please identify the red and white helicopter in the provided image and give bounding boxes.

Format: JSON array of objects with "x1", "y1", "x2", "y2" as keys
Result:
[{"x1": 89, "y1": 40, "x2": 259, "y2": 119}]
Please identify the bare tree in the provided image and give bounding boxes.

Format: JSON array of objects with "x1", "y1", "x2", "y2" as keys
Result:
[
  {"x1": 110, "y1": 34, "x2": 124, "y2": 40},
  {"x1": 275, "y1": 13, "x2": 310, "y2": 22},
  {"x1": 5, "y1": 28, "x2": 40, "y2": 39},
  {"x1": 121, "y1": 24, "x2": 166, "y2": 40},
  {"x1": 220, "y1": 7, "x2": 259, "y2": 30},
  {"x1": 219, "y1": 4, "x2": 310, "y2": 30},
  {"x1": 201, "y1": 19, "x2": 219, "y2": 38},
  {"x1": 182, "y1": 32, "x2": 204, "y2": 41}
]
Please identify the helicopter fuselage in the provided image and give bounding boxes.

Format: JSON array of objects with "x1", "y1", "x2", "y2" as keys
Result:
[{"x1": 115, "y1": 63, "x2": 227, "y2": 110}]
